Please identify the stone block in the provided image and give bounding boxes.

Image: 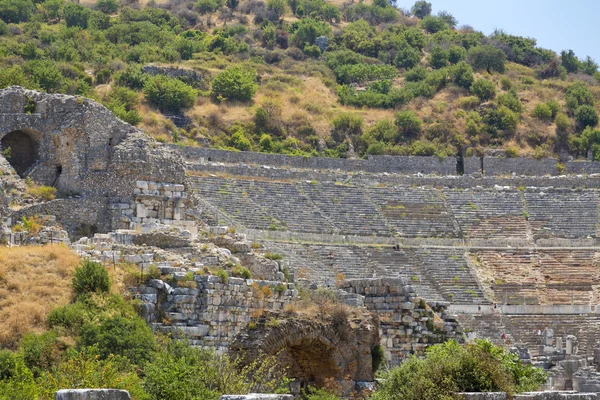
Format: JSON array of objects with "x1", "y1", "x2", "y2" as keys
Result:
[
  {"x1": 55, "y1": 389, "x2": 131, "y2": 400},
  {"x1": 219, "y1": 395, "x2": 294, "y2": 400}
]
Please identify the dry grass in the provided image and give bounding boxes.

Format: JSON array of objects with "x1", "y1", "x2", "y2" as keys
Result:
[{"x1": 0, "y1": 245, "x2": 80, "y2": 348}]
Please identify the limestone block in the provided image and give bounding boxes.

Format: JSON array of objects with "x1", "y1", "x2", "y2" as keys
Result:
[
  {"x1": 219, "y1": 394, "x2": 294, "y2": 400},
  {"x1": 456, "y1": 393, "x2": 506, "y2": 400},
  {"x1": 55, "y1": 389, "x2": 131, "y2": 400},
  {"x1": 135, "y1": 181, "x2": 148, "y2": 190}
]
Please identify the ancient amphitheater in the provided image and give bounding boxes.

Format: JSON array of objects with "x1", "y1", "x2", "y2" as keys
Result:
[{"x1": 4, "y1": 87, "x2": 600, "y2": 396}]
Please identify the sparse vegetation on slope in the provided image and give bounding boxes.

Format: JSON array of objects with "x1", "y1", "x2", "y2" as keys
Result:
[{"x1": 1, "y1": 0, "x2": 600, "y2": 160}]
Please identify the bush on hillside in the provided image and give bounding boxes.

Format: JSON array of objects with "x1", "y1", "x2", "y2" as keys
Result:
[
  {"x1": 144, "y1": 75, "x2": 197, "y2": 111},
  {"x1": 451, "y1": 61, "x2": 474, "y2": 89},
  {"x1": 428, "y1": 46, "x2": 449, "y2": 69},
  {"x1": 575, "y1": 105, "x2": 599, "y2": 130},
  {"x1": 565, "y1": 82, "x2": 594, "y2": 111},
  {"x1": 394, "y1": 45, "x2": 421, "y2": 69},
  {"x1": 532, "y1": 103, "x2": 553, "y2": 120},
  {"x1": 395, "y1": 110, "x2": 422, "y2": 138},
  {"x1": 0, "y1": 0, "x2": 35, "y2": 23},
  {"x1": 72, "y1": 260, "x2": 111, "y2": 298},
  {"x1": 211, "y1": 66, "x2": 257, "y2": 102},
  {"x1": 372, "y1": 339, "x2": 547, "y2": 400},
  {"x1": 471, "y1": 78, "x2": 496, "y2": 101},
  {"x1": 421, "y1": 15, "x2": 448, "y2": 33},
  {"x1": 411, "y1": 0, "x2": 431, "y2": 19},
  {"x1": 468, "y1": 45, "x2": 506, "y2": 73}
]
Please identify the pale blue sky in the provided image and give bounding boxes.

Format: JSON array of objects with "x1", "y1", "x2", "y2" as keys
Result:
[{"x1": 399, "y1": 0, "x2": 600, "y2": 63}]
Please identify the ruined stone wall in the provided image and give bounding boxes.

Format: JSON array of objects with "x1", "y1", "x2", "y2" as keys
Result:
[
  {"x1": 464, "y1": 157, "x2": 559, "y2": 176},
  {"x1": 172, "y1": 146, "x2": 457, "y2": 175},
  {"x1": 133, "y1": 275, "x2": 297, "y2": 350},
  {"x1": 0, "y1": 87, "x2": 193, "y2": 236},
  {"x1": 340, "y1": 278, "x2": 463, "y2": 365}
]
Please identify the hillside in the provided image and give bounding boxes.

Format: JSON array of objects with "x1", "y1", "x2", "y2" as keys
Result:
[{"x1": 1, "y1": 0, "x2": 600, "y2": 160}]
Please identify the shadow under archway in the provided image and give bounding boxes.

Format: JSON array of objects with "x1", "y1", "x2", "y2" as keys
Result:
[{"x1": 1, "y1": 130, "x2": 40, "y2": 177}]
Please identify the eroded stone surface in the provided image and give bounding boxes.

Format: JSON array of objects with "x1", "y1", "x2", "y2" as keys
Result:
[{"x1": 54, "y1": 389, "x2": 130, "y2": 400}]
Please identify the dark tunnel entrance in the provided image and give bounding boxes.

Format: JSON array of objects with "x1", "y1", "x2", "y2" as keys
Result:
[{"x1": 0, "y1": 130, "x2": 39, "y2": 177}]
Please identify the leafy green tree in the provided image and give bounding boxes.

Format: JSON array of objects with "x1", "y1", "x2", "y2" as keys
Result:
[
  {"x1": 497, "y1": 91, "x2": 523, "y2": 114},
  {"x1": 532, "y1": 103, "x2": 553, "y2": 120},
  {"x1": 332, "y1": 113, "x2": 363, "y2": 143},
  {"x1": 395, "y1": 110, "x2": 422, "y2": 138},
  {"x1": 24, "y1": 60, "x2": 63, "y2": 92},
  {"x1": 560, "y1": 49, "x2": 579, "y2": 73},
  {"x1": 79, "y1": 316, "x2": 156, "y2": 365},
  {"x1": 196, "y1": 0, "x2": 223, "y2": 13},
  {"x1": 229, "y1": 128, "x2": 252, "y2": 151},
  {"x1": 468, "y1": 45, "x2": 506, "y2": 73},
  {"x1": 63, "y1": 3, "x2": 90, "y2": 28},
  {"x1": 471, "y1": 78, "x2": 496, "y2": 101},
  {"x1": 211, "y1": 66, "x2": 257, "y2": 102},
  {"x1": 372, "y1": 340, "x2": 546, "y2": 400},
  {"x1": 421, "y1": 15, "x2": 448, "y2": 33},
  {"x1": 411, "y1": 0, "x2": 431, "y2": 19},
  {"x1": 437, "y1": 10, "x2": 457, "y2": 28},
  {"x1": 290, "y1": 17, "x2": 331, "y2": 47},
  {"x1": 144, "y1": 75, "x2": 197, "y2": 111},
  {"x1": 394, "y1": 44, "x2": 421, "y2": 69},
  {"x1": 95, "y1": 0, "x2": 118, "y2": 14},
  {"x1": 266, "y1": 0, "x2": 286, "y2": 21},
  {"x1": 565, "y1": 82, "x2": 594, "y2": 111},
  {"x1": 451, "y1": 61, "x2": 474, "y2": 89},
  {"x1": 578, "y1": 126, "x2": 600, "y2": 159},
  {"x1": 0, "y1": 0, "x2": 35, "y2": 23},
  {"x1": 429, "y1": 46, "x2": 449, "y2": 69},
  {"x1": 72, "y1": 260, "x2": 111, "y2": 298},
  {"x1": 575, "y1": 105, "x2": 599, "y2": 130},
  {"x1": 405, "y1": 65, "x2": 428, "y2": 82},
  {"x1": 448, "y1": 45, "x2": 466, "y2": 64},
  {"x1": 581, "y1": 56, "x2": 599, "y2": 76},
  {"x1": 0, "y1": 65, "x2": 34, "y2": 89}
]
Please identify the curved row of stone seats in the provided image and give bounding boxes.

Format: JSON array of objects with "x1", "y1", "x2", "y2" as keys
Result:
[
  {"x1": 416, "y1": 248, "x2": 486, "y2": 304},
  {"x1": 445, "y1": 189, "x2": 528, "y2": 240},
  {"x1": 367, "y1": 186, "x2": 458, "y2": 238},
  {"x1": 191, "y1": 173, "x2": 600, "y2": 241},
  {"x1": 475, "y1": 250, "x2": 600, "y2": 304},
  {"x1": 525, "y1": 191, "x2": 599, "y2": 239}
]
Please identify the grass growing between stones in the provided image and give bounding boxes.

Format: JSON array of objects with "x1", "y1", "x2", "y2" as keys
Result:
[{"x1": 0, "y1": 245, "x2": 79, "y2": 348}]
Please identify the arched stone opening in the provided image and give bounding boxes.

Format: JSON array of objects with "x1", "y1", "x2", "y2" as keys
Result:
[{"x1": 0, "y1": 130, "x2": 40, "y2": 177}]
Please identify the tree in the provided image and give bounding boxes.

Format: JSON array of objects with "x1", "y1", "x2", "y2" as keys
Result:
[
  {"x1": 565, "y1": 82, "x2": 594, "y2": 111},
  {"x1": 24, "y1": 60, "x2": 63, "y2": 92},
  {"x1": 575, "y1": 105, "x2": 599, "y2": 130},
  {"x1": 144, "y1": 76, "x2": 197, "y2": 111},
  {"x1": 450, "y1": 61, "x2": 474, "y2": 89},
  {"x1": 226, "y1": 0, "x2": 239, "y2": 10},
  {"x1": 211, "y1": 66, "x2": 258, "y2": 102},
  {"x1": 560, "y1": 49, "x2": 579, "y2": 73},
  {"x1": 332, "y1": 113, "x2": 363, "y2": 143},
  {"x1": 411, "y1": 0, "x2": 431, "y2": 19},
  {"x1": 0, "y1": 0, "x2": 35, "y2": 23},
  {"x1": 395, "y1": 110, "x2": 422, "y2": 138},
  {"x1": 95, "y1": 0, "x2": 118, "y2": 14},
  {"x1": 372, "y1": 340, "x2": 546, "y2": 400},
  {"x1": 467, "y1": 45, "x2": 506, "y2": 74},
  {"x1": 290, "y1": 18, "x2": 331, "y2": 47},
  {"x1": 196, "y1": 0, "x2": 223, "y2": 14},
  {"x1": 437, "y1": 10, "x2": 457, "y2": 28},
  {"x1": 421, "y1": 15, "x2": 448, "y2": 33},
  {"x1": 471, "y1": 78, "x2": 496, "y2": 101},
  {"x1": 581, "y1": 56, "x2": 599, "y2": 76},
  {"x1": 63, "y1": 3, "x2": 90, "y2": 28},
  {"x1": 429, "y1": 46, "x2": 449, "y2": 69},
  {"x1": 266, "y1": 0, "x2": 286, "y2": 21},
  {"x1": 448, "y1": 45, "x2": 466, "y2": 64},
  {"x1": 394, "y1": 44, "x2": 421, "y2": 69},
  {"x1": 72, "y1": 260, "x2": 111, "y2": 298}
]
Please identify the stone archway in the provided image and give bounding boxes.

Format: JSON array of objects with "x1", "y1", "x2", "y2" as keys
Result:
[{"x1": 0, "y1": 130, "x2": 39, "y2": 177}]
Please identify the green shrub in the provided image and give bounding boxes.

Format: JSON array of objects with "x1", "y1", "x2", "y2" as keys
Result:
[
  {"x1": 20, "y1": 332, "x2": 61, "y2": 376},
  {"x1": 532, "y1": 103, "x2": 553, "y2": 120},
  {"x1": 196, "y1": 0, "x2": 223, "y2": 13},
  {"x1": 451, "y1": 61, "x2": 474, "y2": 89},
  {"x1": 266, "y1": 0, "x2": 286, "y2": 20},
  {"x1": 546, "y1": 99, "x2": 560, "y2": 118},
  {"x1": 467, "y1": 45, "x2": 506, "y2": 73},
  {"x1": 421, "y1": 15, "x2": 449, "y2": 33},
  {"x1": 566, "y1": 82, "x2": 594, "y2": 111},
  {"x1": 79, "y1": 315, "x2": 156, "y2": 366},
  {"x1": 0, "y1": 350, "x2": 16, "y2": 380},
  {"x1": 394, "y1": 45, "x2": 421, "y2": 69},
  {"x1": 575, "y1": 105, "x2": 599, "y2": 129},
  {"x1": 0, "y1": 0, "x2": 35, "y2": 23},
  {"x1": 496, "y1": 92, "x2": 522, "y2": 113},
  {"x1": 395, "y1": 110, "x2": 422, "y2": 138},
  {"x1": 229, "y1": 129, "x2": 252, "y2": 151},
  {"x1": 428, "y1": 46, "x2": 449, "y2": 69},
  {"x1": 211, "y1": 66, "x2": 257, "y2": 102},
  {"x1": 216, "y1": 269, "x2": 229, "y2": 284},
  {"x1": 63, "y1": 3, "x2": 90, "y2": 28},
  {"x1": 303, "y1": 44, "x2": 321, "y2": 58},
  {"x1": 47, "y1": 301, "x2": 89, "y2": 334},
  {"x1": 471, "y1": 78, "x2": 496, "y2": 101},
  {"x1": 95, "y1": 0, "x2": 118, "y2": 14},
  {"x1": 372, "y1": 344, "x2": 385, "y2": 374},
  {"x1": 144, "y1": 75, "x2": 197, "y2": 111},
  {"x1": 555, "y1": 112, "x2": 570, "y2": 132},
  {"x1": 411, "y1": 0, "x2": 431, "y2": 19},
  {"x1": 290, "y1": 17, "x2": 331, "y2": 47},
  {"x1": 448, "y1": 45, "x2": 466, "y2": 64},
  {"x1": 25, "y1": 60, "x2": 63, "y2": 92},
  {"x1": 332, "y1": 113, "x2": 363, "y2": 143},
  {"x1": 372, "y1": 339, "x2": 546, "y2": 400},
  {"x1": 561, "y1": 49, "x2": 579, "y2": 73},
  {"x1": 72, "y1": 260, "x2": 111, "y2": 298},
  {"x1": 305, "y1": 388, "x2": 339, "y2": 400}
]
